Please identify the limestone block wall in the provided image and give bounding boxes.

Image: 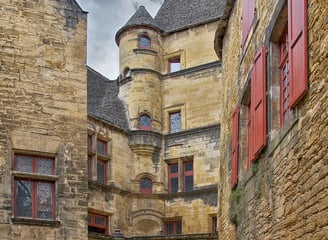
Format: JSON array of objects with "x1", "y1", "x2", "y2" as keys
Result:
[
  {"x1": 0, "y1": 0, "x2": 87, "y2": 239},
  {"x1": 217, "y1": 0, "x2": 328, "y2": 239},
  {"x1": 162, "y1": 64, "x2": 222, "y2": 133},
  {"x1": 162, "y1": 21, "x2": 220, "y2": 73}
]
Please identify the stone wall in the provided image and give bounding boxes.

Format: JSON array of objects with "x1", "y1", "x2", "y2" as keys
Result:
[
  {"x1": 217, "y1": 0, "x2": 328, "y2": 239},
  {"x1": 0, "y1": 0, "x2": 87, "y2": 239}
]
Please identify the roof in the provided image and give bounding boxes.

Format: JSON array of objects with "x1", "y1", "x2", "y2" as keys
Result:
[
  {"x1": 154, "y1": 0, "x2": 227, "y2": 33},
  {"x1": 115, "y1": 6, "x2": 162, "y2": 45},
  {"x1": 87, "y1": 66, "x2": 129, "y2": 130}
]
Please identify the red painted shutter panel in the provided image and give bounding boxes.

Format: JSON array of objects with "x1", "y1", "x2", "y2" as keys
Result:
[
  {"x1": 250, "y1": 46, "x2": 267, "y2": 161},
  {"x1": 231, "y1": 106, "x2": 239, "y2": 187},
  {"x1": 288, "y1": 0, "x2": 308, "y2": 107},
  {"x1": 241, "y1": 0, "x2": 249, "y2": 46}
]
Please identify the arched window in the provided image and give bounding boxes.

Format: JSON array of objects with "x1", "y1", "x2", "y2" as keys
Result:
[
  {"x1": 140, "y1": 178, "x2": 152, "y2": 194},
  {"x1": 138, "y1": 36, "x2": 151, "y2": 48},
  {"x1": 123, "y1": 67, "x2": 131, "y2": 78},
  {"x1": 139, "y1": 114, "x2": 152, "y2": 130}
]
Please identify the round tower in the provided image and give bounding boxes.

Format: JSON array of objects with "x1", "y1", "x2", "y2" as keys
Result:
[{"x1": 115, "y1": 6, "x2": 163, "y2": 132}]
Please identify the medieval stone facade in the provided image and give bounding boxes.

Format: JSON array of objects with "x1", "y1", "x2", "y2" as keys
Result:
[
  {"x1": 215, "y1": 0, "x2": 328, "y2": 239},
  {"x1": 0, "y1": 0, "x2": 327, "y2": 240}
]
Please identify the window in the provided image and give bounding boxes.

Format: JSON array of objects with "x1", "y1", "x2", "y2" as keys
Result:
[
  {"x1": 138, "y1": 36, "x2": 151, "y2": 48},
  {"x1": 168, "y1": 58, "x2": 181, "y2": 73},
  {"x1": 88, "y1": 134, "x2": 111, "y2": 184},
  {"x1": 279, "y1": 25, "x2": 291, "y2": 125},
  {"x1": 88, "y1": 212, "x2": 108, "y2": 235},
  {"x1": 168, "y1": 163, "x2": 179, "y2": 194},
  {"x1": 168, "y1": 159, "x2": 193, "y2": 194},
  {"x1": 241, "y1": 0, "x2": 256, "y2": 46},
  {"x1": 164, "y1": 220, "x2": 182, "y2": 235},
  {"x1": 140, "y1": 178, "x2": 152, "y2": 194},
  {"x1": 123, "y1": 67, "x2": 131, "y2": 78},
  {"x1": 169, "y1": 111, "x2": 181, "y2": 133},
  {"x1": 212, "y1": 216, "x2": 218, "y2": 234},
  {"x1": 183, "y1": 162, "x2": 193, "y2": 192},
  {"x1": 139, "y1": 114, "x2": 152, "y2": 130},
  {"x1": 268, "y1": 0, "x2": 308, "y2": 132},
  {"x1": 14, "y1": 155, "x2": 55, "y2": 220}
]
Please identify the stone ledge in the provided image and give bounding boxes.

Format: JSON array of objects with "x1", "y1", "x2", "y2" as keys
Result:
[
  {"x1": 127, "y1": 233, "x2": 218, "y2": 240},
  {"x1": 11, "y1": 217, "x2": 60, "y2": 227}
]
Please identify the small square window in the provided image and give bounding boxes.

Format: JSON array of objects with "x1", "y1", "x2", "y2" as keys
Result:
[
  {"x1": 164, "y1": 220, "x2": 182, "y2": 235},
  {"x1": 138, "y1": 36, "x2": 151, "y2": 48},
  {"x1": 88, "y1": 212, "x2": 109, "y2": 235},
  {"x1": 168, "y1": 58, "x2": 181, "y2": 73}
]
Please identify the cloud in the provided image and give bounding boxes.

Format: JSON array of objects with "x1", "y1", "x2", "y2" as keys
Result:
[{"x1": 75, "y1": 0, "x2": 162, "y2": 79}]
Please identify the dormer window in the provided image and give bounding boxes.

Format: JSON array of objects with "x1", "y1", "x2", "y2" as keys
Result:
[{"x1": 138, "y1": 36, "x2": 151, "y2": 48}]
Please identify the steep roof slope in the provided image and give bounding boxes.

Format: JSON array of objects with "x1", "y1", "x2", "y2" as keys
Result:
[
  {"x1": 87, "y1": 67, "x2": 129, "y2": 130},
  {"x1": 115, "y1": 6, "x2": 162, "y2": 44},
  {"x1": 154, "y1": 0, "x2": 226, "y2": 33}
]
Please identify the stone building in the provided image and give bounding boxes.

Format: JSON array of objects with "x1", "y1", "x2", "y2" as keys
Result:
[
  {"x1": 0, "y1": 0, "x2": 88, "y2": 239},
  {"x1": 1, "y1": 0, "x2": 327, "y2": 240},
  {"x1": 215, "y1": 0, "x2": 328, "y2": 239}
]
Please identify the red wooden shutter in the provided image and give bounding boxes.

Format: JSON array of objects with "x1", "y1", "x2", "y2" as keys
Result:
[
  {"x1": 250, "y1": 46, "x2": 267, "y2": 161},
  {"x1": 288, "y1": 0, "x2": 308, "y2": 107},
  {"x1": 241, "y1": 0, "x2": 249, "y2": 46},
  {"x1": 241, "y1": 0, "x2": 256, "y2": 46},
  {"x1": 231, "y1": 106, "x2": 239, "y2": 187}
]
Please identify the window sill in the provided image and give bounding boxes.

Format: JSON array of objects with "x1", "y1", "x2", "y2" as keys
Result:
[
  {"x1": 12, "y1": 171, "x2": 59, "y2": 181},
  {"x1": 11, "y1": 217, "x2": 60, "y2": 227}
]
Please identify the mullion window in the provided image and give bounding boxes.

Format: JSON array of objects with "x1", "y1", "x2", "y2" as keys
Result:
[
  {"x1": 183, "y1": 162, "x2": 193, "y2": 192},
  {"x1": 168, "y1": 164, "x2": 179, "y2": 194}
]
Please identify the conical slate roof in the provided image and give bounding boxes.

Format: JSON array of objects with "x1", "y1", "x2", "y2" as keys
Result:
[
  {"x1": 154, "y1": 0, "x2": 227, "y2": 33},
  {"x1": 115, "y1": 6, "x2": 162, "y2": 45}
]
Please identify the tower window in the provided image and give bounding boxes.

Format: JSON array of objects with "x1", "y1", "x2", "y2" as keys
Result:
[
  {"x1": 138, "y1": 36, "x2": 151, "y2": 48},
  {"x1": 139, "y1": 114, "x2": 152, "y2": 130},
  {"x1": 123, "y1": 67, "x2": 131, "y2": 78},
  {"x1": 140, "y1": 178, "x2": 152, "y2": 194}
]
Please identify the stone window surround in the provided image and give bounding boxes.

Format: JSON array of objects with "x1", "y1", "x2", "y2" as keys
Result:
[
  {"x1": 165, "y1": 156, "x2": 194, "y2": 194},
  {"x1": 11, "y1": 150, "x2": 59, "y2": 227},
  {"x1": 164, "y1": 49, "x2": 186, "y2": 74},
  {"x1": 164, "y1": 104, "x2": 186, "y2": 135},
  {"x1": 162, "y1": 217, "x2": 182, "y2": 235},
  {"x1": 88, "y1": 131, "x2": 112, "y2": 185}
]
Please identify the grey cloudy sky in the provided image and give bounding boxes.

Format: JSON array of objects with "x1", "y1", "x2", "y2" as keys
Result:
[{"x1": 76, "y1": 0, "x2": 163, "y2": 79}]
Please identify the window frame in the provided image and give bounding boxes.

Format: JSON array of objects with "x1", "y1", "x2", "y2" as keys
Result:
[
  {"x1": 168, "y1": 57, "x2": 181, "y2": 73},
  {"x1": 169, "y1": 111, "x2": 182, "y2": 133},
  {"x1": 13, "y1": 154, "x2": 56, "y2": 220},
  {"x1": 140, "y1": 177, "x2": 153, "y2": 194},
  {"x1": 88, "y1": 212, "x2": 109, "y2": 235},
  {"x1": 139, "y1": 114, "x2": 152, "y2": 130},
  {"x1": 138, "y1": 35, "x2": 151, "y2": 48},
  {"x1": 212, "y1": 216, "x2": 218, "y2": 234},
  {"x1": 164, "y1": 220, "x2": 182, "y2": 235},
  {"x1": 168, "y1": 163, "x2": 179, "y2": 194},
  {"x1": 183, "y1": 161, "x2": 193, "y2": 192}
]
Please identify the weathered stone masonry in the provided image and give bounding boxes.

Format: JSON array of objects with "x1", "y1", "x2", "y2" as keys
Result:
[{"x1": 0, "y1": 1, "x2": 87, "y2": 239}]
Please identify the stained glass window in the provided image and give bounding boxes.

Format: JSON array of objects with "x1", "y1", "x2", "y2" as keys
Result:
[
  {"x1": 169, "y1": 112, "x2": 181, "y2": 133},
  {"x1": 14, "y1": 155, "x2": 55, "y2": 220}
]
